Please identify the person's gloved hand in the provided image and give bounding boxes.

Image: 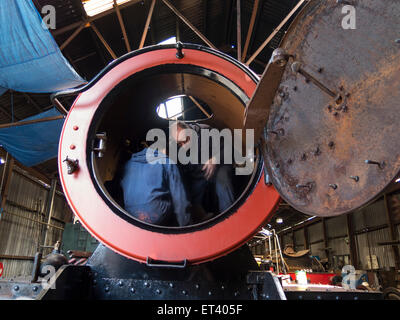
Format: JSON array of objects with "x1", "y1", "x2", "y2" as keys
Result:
[{"x1": 202, "y1": 156, "x2": 217, "y2": 180}]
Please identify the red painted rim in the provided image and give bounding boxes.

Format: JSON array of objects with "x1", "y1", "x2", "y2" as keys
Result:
[{"x1": 58, "y1": 47, "x2": 280, "y2": 265}]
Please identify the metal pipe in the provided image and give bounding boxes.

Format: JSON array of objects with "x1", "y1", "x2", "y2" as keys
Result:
[
  {"x1": 42, "y1": 179, "x2": 58, "y2": 252},
  {"x1": 1, "y1": 210, "x2": 64, "y2": 231},
  {"x1": 274, "y1": 230, "x2": 280, "y2": 274},
  {"x1": 53, "y1": 98, "x2": 69, "y2": 115},
  {"x1": 274, "y1": 229, "x2": 287, "y2": 274},
  {"x1": 31, "y1": 252, "x2": 42, "y2": 282}
]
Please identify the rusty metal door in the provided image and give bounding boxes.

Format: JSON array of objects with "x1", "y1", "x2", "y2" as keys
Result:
[{"x1": 261, "y1": 0, "x2": 400, "y2": 216}]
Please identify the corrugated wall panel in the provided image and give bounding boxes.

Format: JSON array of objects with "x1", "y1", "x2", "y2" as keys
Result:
[
  {"x1": 326, "y1": 215, "x2": 347, "y2": 238},
  {"x1": 356, "y1": 228, "x2": 395, "y2": 270},
  {"x1": 353, "y1": 198, "x2": 386, "y2": 232},
  {"x1": 294, "y1": 229, "x2": 304, "y2": 250},
  {"x1": 282, "y1": 234, "x2": 292, "y2": 247},
  {"x1": 329, "y1": 237, "x2": 350, "y2": 256},
  {"x1": 0, "y1": 171, "x2": 66, "y2": 278},
  {"x1": 308, "y1": 222, "x2": 323, "y2": 243},
  {"x1": 310, "y1": 241, "x2": 326, "y2": 259}
]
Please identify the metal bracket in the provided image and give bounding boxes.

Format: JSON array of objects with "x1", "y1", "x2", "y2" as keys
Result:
[
  {"x1": 93, "y1": 132, "x2": 107, "y2": 158},
  {"x1": 146, "y1": 257, "x2": 187, "y2": 269}
]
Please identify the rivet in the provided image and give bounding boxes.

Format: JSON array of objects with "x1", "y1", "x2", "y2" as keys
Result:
[
  {"x1": 221, "y1": 285, "x2": 225, "y2": 290},
  {"x1": 195, "y1": 284, "x2": 200, "y2": 290},
  {"x1": 329, "y1": 184, "x2": 338, "y2": 190},
  {"x1": 70, "y1": 144, "x2": 76, "y2": 150},
  {"x1": 118, "y1": 280, "x2": 123, "y2": 287},
  {"x1": 328, "y1": 141, "x2": 335, "y2": 148},
  {"x1": 354, "y1": 296, "x2": 359, "y2": 300},
  {"x1": 298, "y1": 295, "x2": 303, "y2": 300},
  {"x1": 144, "y1": 282, "x2": 150, "y2": 288},
  {"x1": 169, "y1": 283, "x2": 174, "y2": 288},
  {"x1": 182, "y1": 290, "x2": 187, "y2": 295},
  {"x1": 130, "y1": 287, "x2": 135, "y2": 294},
  {"x1": 13, "y1": 285, "x2": 19, "y2": 291},
  {"x1": 208, "y1": 291, "x2": 212, "y2": 296},
  {"x1": 104, "y1": 286, "x2": 110, "y2": 292},
  {"x1": 234, "y1": 291, "x2": 240, "y2": 297},
  {"x1": 156, "y1": 289, "x2": 162, "y2": 294},
  {"x1": 73, "y1": 126, "x2": 79, "y2": 131},
  {"x1": 317, "y1": 295, "x2": 321, "y2": 300},
  {"x1": 32, "y1": 286, "x2": 38, "y2": 292}
]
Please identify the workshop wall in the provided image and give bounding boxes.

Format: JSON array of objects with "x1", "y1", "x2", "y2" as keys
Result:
[{"x1": 0, "y1": 169, "x2": 71, "y2": 279}]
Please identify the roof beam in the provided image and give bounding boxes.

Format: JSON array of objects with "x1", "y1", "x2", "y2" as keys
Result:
[
  {"x1": 236, "y1": 0, "x2": 242, "y2": 61},
  {"x1": 90, "y1": 22, "x2": 117, "y2": 60},
  {"x1": 246, "y1": 0, "x2": 307, "y2": 66},
  {"x1": 52, "y1": 0, "x2": 143, "y2": 37},
  {"x1": 139, "y1": 0, "x2": 156, "y2": 49},
  {"x1": 59, "y1": 22, "x2": 88, "y2": 51},
  {"x1": 113, "y1": 0, "x2": 132, "y2": 52},
  {"x1": 22, "y1": 93, "x2": 43, "y2": 113},
  {"x1": 242, "y1": 0, "x2": 260, "y2": 62},
  {"x1": 161, "y1": 0, "x2": 217, "y2": 49}
]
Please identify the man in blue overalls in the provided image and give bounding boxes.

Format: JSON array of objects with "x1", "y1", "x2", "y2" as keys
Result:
[{"x1": 120, "y1": 145, "x2": 192, "y2": 227}]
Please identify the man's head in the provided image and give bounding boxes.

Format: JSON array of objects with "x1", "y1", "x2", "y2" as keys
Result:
[{"x1": 170, "y1": 121, "x2": 192, "y2": 148}]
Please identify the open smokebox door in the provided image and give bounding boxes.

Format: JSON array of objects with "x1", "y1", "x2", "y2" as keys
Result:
[
  {"x1": 55, "y1": 43, "x2": 280, "y2": 266},
  {"x1": 245, "y1": 0, "x2": 400, "y2": 218}
]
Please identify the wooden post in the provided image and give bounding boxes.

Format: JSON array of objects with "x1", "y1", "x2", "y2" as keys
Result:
[{"x1": 41, "y1": 179, "x2": 57, "y2": 254}]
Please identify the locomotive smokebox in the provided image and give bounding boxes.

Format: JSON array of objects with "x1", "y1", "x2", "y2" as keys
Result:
[{"x1": 57, "y1": 43, "x2": 280, "y2": 266}]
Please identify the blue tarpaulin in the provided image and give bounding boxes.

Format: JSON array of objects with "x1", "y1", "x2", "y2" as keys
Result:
[
  {"x1": 0, "y1": 0, "x2": 85, "y2": 95},
  {"x1": 0, "y1": 108, "x2": 64, "y2": 167}
]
